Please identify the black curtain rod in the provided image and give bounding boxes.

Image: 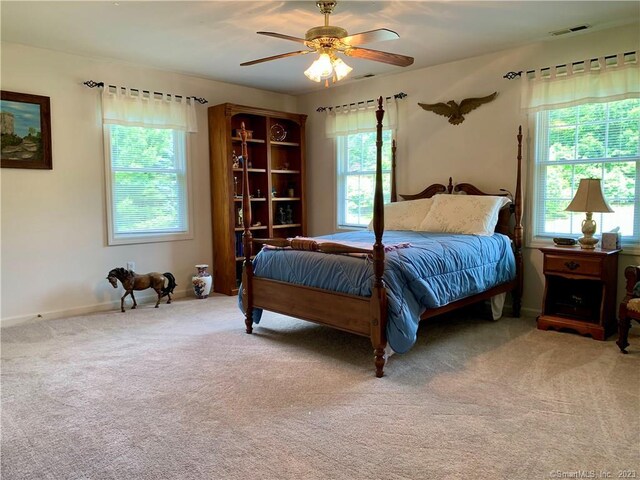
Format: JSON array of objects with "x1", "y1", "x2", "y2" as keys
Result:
[
  {"x1": 83, "y1": 80, "x2": 208, "y2": 104},
  {"x1": 503, "y1": 50, "x2": 637, "y2": 80},
  {"x1": 316, "y1": 92, "x2": 407, "y2": 112}
]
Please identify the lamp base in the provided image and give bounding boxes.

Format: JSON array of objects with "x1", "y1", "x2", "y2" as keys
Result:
[
  {"x1": 577, "y1": 235, "x2": 599, "y2": 249},
  {"x1": 578, "y1": 212, "x2": 598, "y2": 249}
]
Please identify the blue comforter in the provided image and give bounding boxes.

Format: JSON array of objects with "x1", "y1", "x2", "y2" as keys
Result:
[{"x1": 243, "y1": 231, "x2": 515, "y2": 354}]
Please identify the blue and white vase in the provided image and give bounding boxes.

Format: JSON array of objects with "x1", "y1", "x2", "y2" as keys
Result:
[{"x1": 192, "y1": 264, "x2": 212, "y2": 299}]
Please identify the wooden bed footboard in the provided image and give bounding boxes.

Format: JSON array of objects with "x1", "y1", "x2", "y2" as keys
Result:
[
  {"x1": 240, "y1": 98, "x2": 389, "y2": 377},
  {"x1": 251, "y1": 277, "x2": 372, "y2": 336},
  {"x1": 239, "y1": 101, "x2": 524, "y2": 377}
]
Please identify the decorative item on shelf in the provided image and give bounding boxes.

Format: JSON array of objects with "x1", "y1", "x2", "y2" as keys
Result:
[
  {"x1": 236, "y1": 207, "x2": 243, "y2": 227},
  {"x1": 232, "y1": 151, "x2": 240, "y2": 169},
  {"x1": 272, "y1": 187, "x2": 277, "y2": 197},
  {"x1": 283, "y1": 161, "x2": 290, "y2": 170},
  {"x1": 192, "y1": 264, "x2": 212, "y2": 299},
  {"x1": 234, "y1": 129, "x2": 253, "y2": 139},
  {"x1": 270, "y1": 123, "x2": 287, "y2": 141},
  {"x1": 279, "y1": 207, "x2": 286, "y2": 225},
  {"x1": 287, "y1": 183, "x2": 295, "y2": 198},
  {"x1": 233, "y1": 176, "x2": 239, "y2": 197},
  {"x1": 253, "y1": 221, "x2": 262, "y2": 227},
  {"x1": 285, "y1": 205, "x2": 293, "y2": 224},
  {"x1": 565, "y1": 178, "x2": 614, "y2": 249},
  {"x1": 256, "y1": 189, "x2": 262, "y2": 198}
]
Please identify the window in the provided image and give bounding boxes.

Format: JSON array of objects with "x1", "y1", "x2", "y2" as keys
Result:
[
  {"x1": 533, "y1": 98, "x2": 639, "y2": 247},
  {"x1": 104, "y1": 125, "x2": 192, "y2": 245},
  {"x1": 337, "y1": 130, "x2": 392, "y2": 228}
]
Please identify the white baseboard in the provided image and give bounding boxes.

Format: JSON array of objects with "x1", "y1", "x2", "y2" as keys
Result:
[
  {"x1": 2, "y1": 291, "x2": 541, "y2": 328},
  {"x1": 1, "y1": 288, "x2": 192, "y2": 328}
]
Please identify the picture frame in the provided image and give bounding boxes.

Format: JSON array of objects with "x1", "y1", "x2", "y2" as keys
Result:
[{"x1": 1, "y1": 90, "x2": 52, "y2": 169}]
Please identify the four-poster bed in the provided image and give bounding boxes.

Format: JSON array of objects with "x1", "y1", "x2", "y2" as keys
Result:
[{"x1": 236, "y1": 98, "x2": 523, "y2": 377}]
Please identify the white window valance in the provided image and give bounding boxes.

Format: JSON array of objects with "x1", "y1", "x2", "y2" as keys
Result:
[
  {"x1": 325, "y1": 96, "x2": 397, "y2": 137},
  {"x1": 101, "y1": 86, "x2": 198, "y2": 133},
  {"x1": 521, "y1": 52, "x2": 640, "y2": 113}
]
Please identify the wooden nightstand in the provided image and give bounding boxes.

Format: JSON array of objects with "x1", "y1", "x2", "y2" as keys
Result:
[{"x1": 537, "y1": 246, "x2": 621, "y2": 340}]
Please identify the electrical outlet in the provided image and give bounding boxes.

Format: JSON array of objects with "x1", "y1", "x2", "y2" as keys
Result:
[{"x1": 126, "y1": 261, "x2": 135, "y2": 271}]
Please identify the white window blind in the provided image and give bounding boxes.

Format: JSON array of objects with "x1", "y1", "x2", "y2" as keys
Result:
[
  {"x1": 108, "y1": 125, "x2": 188, "y2": 237},
  {"x1": 533, "y1": 98, "x2": 639, "y2": 244},
  {"x1": 337, "y1": 130, "x2": 392, "y2": 228}
]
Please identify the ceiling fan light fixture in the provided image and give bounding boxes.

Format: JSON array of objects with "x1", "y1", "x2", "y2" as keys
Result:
[
  {"x1": 304, "y1": 52, "x2": 333, "y2": 82},
  {"x1": 304, "y1": 50, "x2": 352, "y2": 85},
  {"x1": 303, "y1": 64, "x2": 322, "y2": 82},
  {"x1": 332, "y1": 56, "x2": 352, "y2": 81}
]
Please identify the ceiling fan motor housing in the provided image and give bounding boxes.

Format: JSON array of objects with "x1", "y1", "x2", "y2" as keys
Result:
[{"x1": 305, "y1": 26, "x2": 347, "y2": 42}]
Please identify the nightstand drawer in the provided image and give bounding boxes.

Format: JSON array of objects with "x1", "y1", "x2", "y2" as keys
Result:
[{"x1": 544, "y1": 254, "x2": 602, "y2": 277}]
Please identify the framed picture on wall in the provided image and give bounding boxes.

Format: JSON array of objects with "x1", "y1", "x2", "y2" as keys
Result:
[{"x1": 1, "y1": 90, "x2": 52, "y2": 169}]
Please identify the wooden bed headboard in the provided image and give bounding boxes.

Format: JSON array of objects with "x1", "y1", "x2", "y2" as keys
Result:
[{"x1": 398, "y1": 178, "x2": 514, "y2": 239}]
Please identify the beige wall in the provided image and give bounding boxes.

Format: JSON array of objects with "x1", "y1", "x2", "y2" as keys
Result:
[
  {"x1": 0, "y1": 42, "x2": 297, "y2": 324},
  {"x1": 2, "y1": 24, "x2": 638, "y2": 324},
  {"x1": 296, "y1": 24, "x2": 640, "y2": 314}
]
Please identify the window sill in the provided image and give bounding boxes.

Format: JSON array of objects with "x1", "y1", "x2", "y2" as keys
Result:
[
  {"x1": 527, "y1": 237, "x2": 640, "y2": 256},
  {"x1": 336, "y1": 225, "x2": 367, "y2": 232},
  {"x1": 108, "y1": 231, "x2": 193, "y2": 246}
]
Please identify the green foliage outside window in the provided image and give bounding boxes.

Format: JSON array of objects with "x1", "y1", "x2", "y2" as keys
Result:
[
  {"x1": 538, "y1": 99, "x2": 638, "y2": 239},
  {"x1": 110, "y1": 125, "x2": 186, "y2": 234},
  {"x1": 340, "y1": 130, "x2": 392, "y2": 226}
]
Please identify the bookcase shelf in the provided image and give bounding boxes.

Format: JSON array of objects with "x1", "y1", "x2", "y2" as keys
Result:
[{"x1": 209, "y1": 103, "x2": 307, "y2": 295}]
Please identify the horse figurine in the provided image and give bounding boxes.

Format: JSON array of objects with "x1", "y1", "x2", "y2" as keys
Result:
[{"x1": 107, "y1": 268, "x2": 177, "y2": 313}]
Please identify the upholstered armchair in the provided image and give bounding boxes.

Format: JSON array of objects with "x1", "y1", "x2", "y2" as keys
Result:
[{"x1": 617, "y1": 265, "x2": 640, "y2": 353}]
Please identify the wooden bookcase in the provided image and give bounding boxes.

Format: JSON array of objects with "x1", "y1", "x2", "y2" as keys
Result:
[{"x1": 208, "y1": 103, "x2": 307, "y2": 295}]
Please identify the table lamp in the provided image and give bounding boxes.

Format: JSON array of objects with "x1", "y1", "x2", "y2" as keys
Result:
[{"x1": 565, "y1": 178, "x2": 614, "y2": 249}]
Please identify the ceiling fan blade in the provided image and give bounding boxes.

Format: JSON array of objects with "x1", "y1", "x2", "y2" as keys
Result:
[
  {"x1": 257, "y1": 31, "x2": 307, "y2": 44},
  {"x1": 344, "y1": 47, "x2": 414, "y2": 67},
  {"x1": 240, "y1": 50, "x2": 311, "y2": 67},
  {"x1": 341, "y1": 28, "x2": 400, "y2": 46}
]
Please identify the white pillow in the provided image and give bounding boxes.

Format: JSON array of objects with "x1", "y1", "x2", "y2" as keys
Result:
[
  {"x1": 417, "y1": 195, "x2": 510, "y2": 235},
  {"x1": 367, "y1": 198, "x2": 434, "y2": 231}
]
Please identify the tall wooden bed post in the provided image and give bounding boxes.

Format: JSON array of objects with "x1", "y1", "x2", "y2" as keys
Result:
[
  {"x1": 240, "y1": 123, "x2": 254, "y2": 334},
  {"x1": 371, "y1": 97, "x2": 388, "y2": 377},
  {"x1": 512, "y1": 126, "x2": 524, "y2": 317},
  {"x1": 390, "y1": 139, "x2": 397, "y2": 203}
]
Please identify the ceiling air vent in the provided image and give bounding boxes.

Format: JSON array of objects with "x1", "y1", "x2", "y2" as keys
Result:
[
  {"x1": 550, "y1": 24, "x2": 591, "y2": 36},
  {"x1": 354, "y1": 73, "x2": 376, "y2": 80}
]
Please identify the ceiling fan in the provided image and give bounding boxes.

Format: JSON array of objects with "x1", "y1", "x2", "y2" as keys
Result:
[{"x1": 240, "y1": 1, "x2": 414, "y2": 86}]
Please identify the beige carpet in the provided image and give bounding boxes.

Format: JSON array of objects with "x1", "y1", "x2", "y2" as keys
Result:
[{"x1": 1, "y1": 295, "x2": 638, "y2": 480}]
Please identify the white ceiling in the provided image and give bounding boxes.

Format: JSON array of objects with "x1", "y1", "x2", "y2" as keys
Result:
[{"x1": 1, "y1": 1, "x2": 638, "y2": 95}]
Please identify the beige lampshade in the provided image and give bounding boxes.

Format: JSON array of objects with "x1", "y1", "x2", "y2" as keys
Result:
[{"x1": 565, "y1": 178, "x2": 614, "y2": 213}]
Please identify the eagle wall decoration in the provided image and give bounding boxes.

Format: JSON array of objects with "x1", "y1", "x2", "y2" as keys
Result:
[{"x1": 418, "y1": 92, "x2": 498, "y2": 125}]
